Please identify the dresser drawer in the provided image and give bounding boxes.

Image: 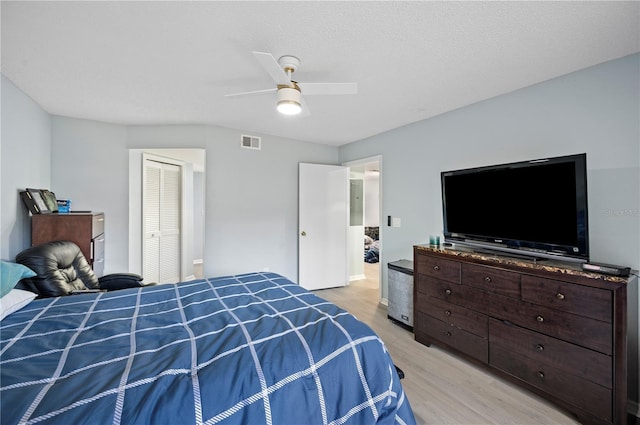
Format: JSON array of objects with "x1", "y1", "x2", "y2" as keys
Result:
[
  {"x1": 415, "y1": 255, "x2": 460, "y2": 283},
  {"x1": 490, "y1": 344, "x2": 612, "y2": 421},
  {"x1": 417, "y1": 312, "x2": 488, "y2": 362},
  {"x1": 92, "y1": 213, "x2": 105, "y2": 239},
  {"x1": 489, "y1": 318, "x2": 611, "y2": 388},
  {"x1": 419, "y1": 276, "x2": 487, "y2": 314},
  {"x1": 419, "y1": 293, "x2": 488, "y2": 337},
  {"x1": 91, "y1": 234, "x2": 105, "y2": 278},
  {"x1": 489, "y1": 293, "x2": 612, "y2": 355},
  {"x1": 462, "y1": 263, "x2": 520, "y2": 296},
  {"x1": 521, "y1": 275, "x2": 612, "y2": 322},
  {"x1": 92, "y1": 257, "x2": 105, "y2": 278}
]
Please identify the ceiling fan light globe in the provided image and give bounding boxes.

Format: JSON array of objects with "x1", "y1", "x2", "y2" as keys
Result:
[
  {"x1": 277, "y1": 87, "x2": 302, "y2": 115},
  {"x1": 277, "y1": 101, "x2": 302, "y2": 115}
]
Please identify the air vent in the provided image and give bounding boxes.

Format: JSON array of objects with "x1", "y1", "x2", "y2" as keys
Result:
[{"x1": 241, "y1": 135, "x2": 261, "y2": 150}]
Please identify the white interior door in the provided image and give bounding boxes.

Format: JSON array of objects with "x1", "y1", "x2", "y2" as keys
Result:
[
  {"x1": 143, "y1": 158, "x2": 181, "y2": 284},
  {"x1": 298, "y1": 163, "x2": 349, "y2": 290}
]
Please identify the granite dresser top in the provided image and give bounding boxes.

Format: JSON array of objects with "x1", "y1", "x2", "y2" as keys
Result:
[{"x1": 414, "y1": 244, "x2": 634, "y2": 285}]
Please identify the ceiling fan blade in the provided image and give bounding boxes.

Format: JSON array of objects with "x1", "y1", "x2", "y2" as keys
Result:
[
  {"x1": 252, "y1": 51, "x2": 291, "y2": 86},
  {"x1": 298, "y1": 82, "x2": 358, "y2": 96},
  {"x1": 299, "y1": 96, "x2": 311, "y2": 117},
  {"x1": 224, "y1": 87, "x2": 277, "y2": 97}
]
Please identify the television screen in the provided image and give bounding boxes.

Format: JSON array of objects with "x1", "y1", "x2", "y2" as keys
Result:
[{"x1": 441, "y1": 153, "x2": 589, "y2": 262}]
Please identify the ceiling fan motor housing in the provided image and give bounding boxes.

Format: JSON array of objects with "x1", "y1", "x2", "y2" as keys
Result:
[{"x1": 278, "y1": 55, "x2": 300, "y2": 74}]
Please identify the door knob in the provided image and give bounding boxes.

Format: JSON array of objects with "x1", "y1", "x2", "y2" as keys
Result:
[{"x1": 300, "y1": 231, "x2": 307, "y2": 236}]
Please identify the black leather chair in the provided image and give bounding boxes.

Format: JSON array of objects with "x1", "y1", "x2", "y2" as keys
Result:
[{"x1": 15, "y1": 240, "x2": 151, "y2": 298}]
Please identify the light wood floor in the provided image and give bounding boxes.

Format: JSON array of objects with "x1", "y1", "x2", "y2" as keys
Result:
[{"x1": 315, "y1": 262, "x2": 580, "y2": 425}]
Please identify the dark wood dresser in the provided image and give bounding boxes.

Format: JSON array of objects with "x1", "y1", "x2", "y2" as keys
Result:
[
  {"x1": 413, "y1": 245, "x2": 636, "y2": 425},
  {"x1": 31, "y1": 212, "x2": 105, "y2": 277}
]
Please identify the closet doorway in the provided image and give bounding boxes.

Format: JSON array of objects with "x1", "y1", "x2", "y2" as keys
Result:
[
  {"x1": 128, "y1": 149, "x2": 205, "y2": 283},
  {"x1": 344, "y1": 156, "x2": 382, "y2": 301},
  {"x1": 142, "y1": 155, "x2": 182, "y2": 284}
]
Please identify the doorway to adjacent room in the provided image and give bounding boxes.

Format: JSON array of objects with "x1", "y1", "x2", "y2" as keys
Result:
[{"x1": 343, "y1": 156, "x2": 382, "y2": 302}]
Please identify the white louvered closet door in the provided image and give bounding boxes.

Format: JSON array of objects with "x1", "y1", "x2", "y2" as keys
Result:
[{"x1": 143, "y1": 159, "x2": 181, "y2": 284}]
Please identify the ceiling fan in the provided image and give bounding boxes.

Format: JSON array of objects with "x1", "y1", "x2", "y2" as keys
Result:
[{"x1": 225, "y1": 51, "x2": 358, "y2": 116}]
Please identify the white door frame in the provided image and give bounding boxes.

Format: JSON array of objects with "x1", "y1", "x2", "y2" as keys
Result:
[
  {"x1": 342, "y1": 155, "x2": 383, "y2": 303},
  {"x1": 128, "y1": 149, "x2": 204, "y2": 281}
]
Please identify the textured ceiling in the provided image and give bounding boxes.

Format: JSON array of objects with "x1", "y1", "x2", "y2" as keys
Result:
[{"x1": 1, "y1": 1, "x2": 638, "y2": 146}]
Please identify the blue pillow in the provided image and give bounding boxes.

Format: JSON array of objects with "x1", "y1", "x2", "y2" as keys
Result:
[{"x1": 1, "y1": 261, "x2": 36, "y2": 298}]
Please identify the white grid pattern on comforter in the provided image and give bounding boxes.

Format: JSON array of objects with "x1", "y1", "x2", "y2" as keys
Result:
[{"x1": 1, "y1": 272, "x2": 415, "y2": 425}]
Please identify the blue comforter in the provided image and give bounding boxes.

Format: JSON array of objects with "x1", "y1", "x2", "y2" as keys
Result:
[{"x1": 1, "y1": 272, "x2": 415, "y2": 425}]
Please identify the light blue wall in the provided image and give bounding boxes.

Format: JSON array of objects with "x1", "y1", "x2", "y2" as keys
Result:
[
  {"x1": 49, "y1": 117, "x2": 129, "y2": 273},
  {"x1": 0, "y1": 75, "x2": 51, "y2": 261},
  {"x1": 50, "y1": 120, "x2": 339, "y2": 281},
  {"x1": 339, "y1": 53, "x2": 640, "y2": 299}
]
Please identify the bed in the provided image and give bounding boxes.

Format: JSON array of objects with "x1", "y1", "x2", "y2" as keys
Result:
[{"x1": 1, "y1": 272, "x2": 415, "y2": 425}]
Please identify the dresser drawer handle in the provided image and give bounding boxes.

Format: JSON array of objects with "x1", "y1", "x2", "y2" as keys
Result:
[
  {"x1": 484, "y1": 276, "x2": 492, "y2": 283},
  {"x1": 445, "y1": 310, "x2": 451, "y2": 317},
  {"x1": 536, "y1": 315, "x2": 544, "y2": 323},
  {"x1": 537, "y1": 371, "x2": 545, "y2": 379},
  {"x1": 445, "y1": 289, "x2": 452, "y2": 295},
  {"x1": 433, "y1": 265, "x2": 440, "y2": 271},
  {"x1": 535, "y1": 344, "x2": 544, "y2": 352},
  {"x1": 556, "y1": 293, "x2": 565, "y2": 300},
  {"x1": 444, "y1": 331, "x2": 452, "y2": 337}
]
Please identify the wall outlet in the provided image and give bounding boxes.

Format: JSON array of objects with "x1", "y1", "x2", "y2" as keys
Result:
[{"x1": 391, "y1": 217, "x2": 401, "y2": 227}]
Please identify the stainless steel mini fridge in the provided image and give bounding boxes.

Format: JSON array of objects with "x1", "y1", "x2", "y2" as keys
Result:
[{"x1": 387, "y1": 259, "x2": 413, "y2": 331}]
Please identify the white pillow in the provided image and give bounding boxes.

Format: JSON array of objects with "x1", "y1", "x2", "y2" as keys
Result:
[{"x1": 0, "y1": 289, "x2": 37, "y2": 321}]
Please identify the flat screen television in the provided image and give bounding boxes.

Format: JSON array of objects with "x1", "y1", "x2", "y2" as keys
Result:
[{"x1": 441, "y1": 153, "x2": 589, "y2": 263}]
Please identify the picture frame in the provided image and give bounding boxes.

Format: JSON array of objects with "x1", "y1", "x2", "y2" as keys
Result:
[
  {"x1": 41, "y1": 189, "x2": 58, "y2": 213},
  {"x1": 27, "y1": 188, "x2": 51, "y2": 214},
  {"x1": 20, "y1": 190, "x2": 40, "y2": 214}
]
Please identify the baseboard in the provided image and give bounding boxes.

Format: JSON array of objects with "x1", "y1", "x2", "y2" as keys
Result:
[
  {"x1": 349, "y1": 274, "x2": 366, "y2": 282},
  {"x1": 380, "y1": 298, "x2": 388, "y2": 307}
]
